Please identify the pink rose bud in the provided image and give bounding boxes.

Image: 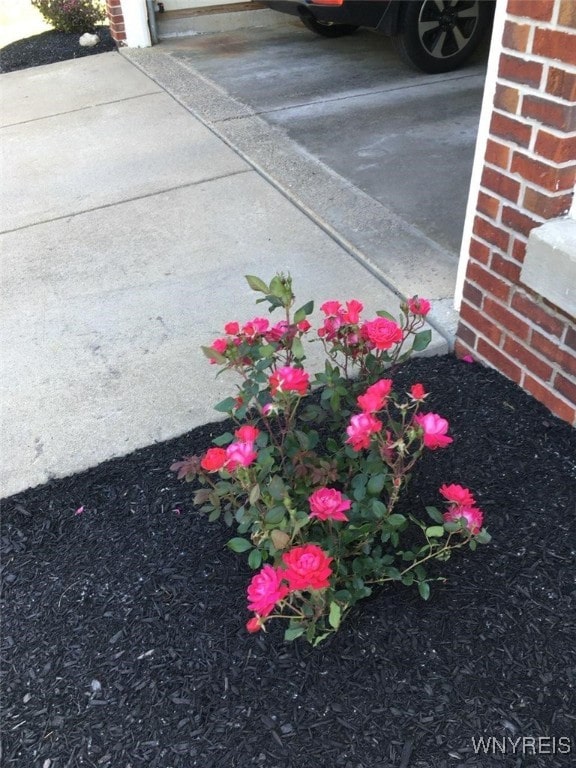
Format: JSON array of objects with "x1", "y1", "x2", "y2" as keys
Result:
[
  {"x1": 234, "y1": 425, "x2": 260, "y2": 443},
  {"x1": 407, "y1": 296, "x2": 431, "y2": 316},
  {"x1": 410, "y1": 383, "x2": 427, "y2": 400}
]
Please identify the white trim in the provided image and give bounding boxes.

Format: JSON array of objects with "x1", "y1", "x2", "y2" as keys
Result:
[
  {"x1": 454, "y1": 0, "x2": 508, "y2": 310},
  {"x1": 122, "y1": 0, "x2": 152, "y2": 48}
]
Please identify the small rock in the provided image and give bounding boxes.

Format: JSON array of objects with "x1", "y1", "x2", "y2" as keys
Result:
[{"x1": 79, "y1": 33, "x2": 100, "y2": 48}]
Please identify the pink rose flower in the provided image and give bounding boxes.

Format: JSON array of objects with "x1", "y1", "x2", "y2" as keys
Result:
[
  {"x1": 320, "y1": 300, "x2": 342, "y2": 316},
  {"x1": 282, "y1": 544, "x2": 333, "y2": 592},
  {"x1": 357, "y1": 379, "x2": 393, "y2": 413},
  {"x1": 342, "y1": 299, "x2": 363, "y2": 324},
  {"x1": 225, "y1": 441, "x2": 258, "y2": 470},
  {"x1": 309, "y1": 487, "x2": 351, "y2": 522},
  {"x1": 346, "y1": 412, "x2": 382, "y2": 451},
  {"x1": 267, "y1": 320, "x2": 290, "y2": 342},
  {"x1": 407, "y1": 296, "x2": 431, "y2": 316},
  {"x1": 443, "y1": 505, "x2": 484, "y2": 535},
  {"x1": 439, "y1": 483, "x2": 476, "y2": 507},
  {"x1": 414, "y1": 412, "x2": 453, "y2": 450},
  {"x1": 242, "y1": 317, "x2": 269, "y2": 339},
  {"x1": 247, "y1": 565, "x2": 289, "y2": 616},
  {"x1": 235, "y1": 425, "x2": 260, "y2": 443},
  {"x1": 317, "y1": 316, "x2": 342, "y2": 340},
  {"x1": 200, "y1": 447, "x2": 228, "y2": 472},
  {"x1": 361, "y1": 317, "x2": 403, "y2": 350},
  {"x1": 211, "y1": 338, "x2": 227, "y2": 354},
  {"x1": 269, "y1": 366, "x2": 309, "y2": 396},
  {"x1": 410, "y1": 383, "x2": 427, "y2": 400},
  {"x1": 224, "y1": 321, "x2": 240, "y2": 335}
]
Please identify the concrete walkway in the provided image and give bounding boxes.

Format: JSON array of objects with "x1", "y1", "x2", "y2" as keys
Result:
[{"x1": 1, "y1": 50, "x2": 449, "y2": 498}]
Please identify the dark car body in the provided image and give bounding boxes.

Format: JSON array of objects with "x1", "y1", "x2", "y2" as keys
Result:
[
  {"x1": 265, "y1": 0, "x2": 405, "y2": 33},
  {"x1": 263, "y1": 0, "x2": 495, "y2": 73}
]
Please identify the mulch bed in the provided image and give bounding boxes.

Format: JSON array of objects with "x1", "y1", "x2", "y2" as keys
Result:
[
  {"x1": 0, "y1": 26, "x2": 115, "y2": 74},
  {"x1": 2, "y1": 355, "x2": 575, "y2": 767}
]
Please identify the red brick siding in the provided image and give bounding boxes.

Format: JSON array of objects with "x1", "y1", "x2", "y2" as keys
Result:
[
  {"x1": 106, "y1": 0, "x2": 126, "y2": 43},
  {"x1": 456, "y1": 0, "x2": 576, "y2": 426}
]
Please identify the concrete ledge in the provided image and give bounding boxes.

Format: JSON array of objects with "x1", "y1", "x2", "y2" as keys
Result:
[
  {"x1": 522, "y1": 217, "x2": 576, "y2": 318},
  {"x1": 157, "y1": 7, "x2": 293, "y2": 37}
]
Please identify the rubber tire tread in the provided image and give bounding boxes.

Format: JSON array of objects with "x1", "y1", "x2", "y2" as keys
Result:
[{"x1": 394, "y1": 0, "x2": 492, "y2": 73}]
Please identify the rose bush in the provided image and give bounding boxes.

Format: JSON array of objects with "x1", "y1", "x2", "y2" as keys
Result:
[{"x1": 173, "y1": 274, "x2": 490, "y2": 645}]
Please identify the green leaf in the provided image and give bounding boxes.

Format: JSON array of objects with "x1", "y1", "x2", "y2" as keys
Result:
[
  {"x1": 426, "y1": 505, "x2": 444, "y2": 524},
  {"x1": 328, "y1": 602, "x2": 341, "y2": 630},
  {"x1": 412, "y1": 329, "x2": 432, "y2": 352},
  {"x1": 475, "y1": 529, "x2": 492, "y2": 544},
  {"x1": 333, "y1": 589, "x2": 352, "y2": 603},
  {"x1": 268, "y1": 476, "x2": 286, "y2": 501},
  {"x1": 367, "y1": 474, "x2": 386, "y2": 496},
  {"x1": 387, "y1": 513, "x2": 407, "y2": 528},
  {"x1": 265, "y1": 506, "x2": 285, "y2": 525},
  {"x1": 214, "y1": 397, "x2": 237, "y2": 413},
  {"x1": 293, "y1": 301, "x2": 314, "y2": 323},
  {"x1": 201, "y1": 345, "x2": 227, "y2": 364},
  {"x1": 208, "y1": 509, "x2": 221, "y2": 522},
  {"x1": 291, "y1": 337, "x2": 305, "y2": 360},
  {"x1": 376, "y1": 310, "x2": 397, "y2": 321},
  {"x1": 425, "y1": 526, "x2": 445, "y2": 538},
  {"x1": 212, "y1": 432, "x2": 234, "y2": 447},
  {"x1": 284, "y1": 626, "x2": 305, "y2": 642},
  {"x1": 227, "y1": 537, "x2": 252, "y2": 553},
  {"x1": 371, "y1": 499, "x2": 388, "y2": 519},
  {"x1": 418, "y1": 582, "x2": 431, "y2": 600},
  {"x1": 245, "y1": 274, "x2": 269, "y2": 293},
  {"x1": 248, "y1": 548, "x2": 262, "y2": 569},
  {"x1": 259, "y1": 344, "x2": 276, "y2": 359},
  {"x1": 249, "y1": 484, "x2": 261, "y2": 505}
]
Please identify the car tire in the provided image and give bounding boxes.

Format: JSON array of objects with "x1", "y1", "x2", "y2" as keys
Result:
[
  {"x1": 300, "y1": 15, "x2": 359, "y2": 38},
  {"x1": 395, "y1": 0, "x2": 492, "y2": 73}
]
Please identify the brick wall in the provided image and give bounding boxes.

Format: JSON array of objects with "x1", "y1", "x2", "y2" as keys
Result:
[
  {"x1": 456, "y1": 0, "x2": 576, "y2": 425},
  {"x1": 106, "y1": 0, "x2": 126, "y2": 44}
]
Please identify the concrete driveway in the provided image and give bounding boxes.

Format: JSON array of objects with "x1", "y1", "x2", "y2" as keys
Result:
[{"x1": 160, "y1": 19, "x2": 489, "y2": 255}]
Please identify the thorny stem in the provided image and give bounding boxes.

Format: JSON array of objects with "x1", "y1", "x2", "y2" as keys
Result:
[{"x1": 365, "y1": 535, "x2": 472, "y2": 586}]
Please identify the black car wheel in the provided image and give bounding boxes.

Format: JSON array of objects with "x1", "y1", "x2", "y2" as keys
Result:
[
  {"x1": 300, "y1": 15, "x2": 359, "y2": 38},
  {"x1": 395, "y1": 0, "x2": 492, "y2": 73}
]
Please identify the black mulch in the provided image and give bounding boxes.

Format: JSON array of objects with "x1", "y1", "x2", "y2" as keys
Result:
[
  {"x1": 0, "y1": 26, "x2": 115, "y2": 74},
  {"x1": 2, "y1": 356, "x2": 575, "y2": 767}
]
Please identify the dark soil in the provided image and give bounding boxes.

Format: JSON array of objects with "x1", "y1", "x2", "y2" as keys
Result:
[
  {"x1": 2, "y1": 355, "x2": 575, "y2": 767},
  {"x1": 0, "y1": 26, "x2": 115, "y2": 74}
]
